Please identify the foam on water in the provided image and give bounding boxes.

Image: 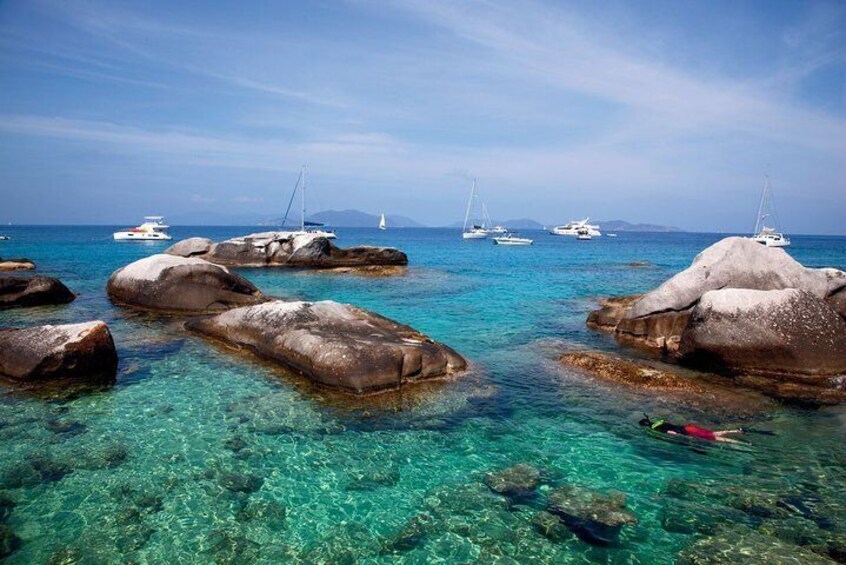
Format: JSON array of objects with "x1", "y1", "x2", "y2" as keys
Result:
[{"x1": 1, "y1": 226, "x2": 845, "y2": 563}]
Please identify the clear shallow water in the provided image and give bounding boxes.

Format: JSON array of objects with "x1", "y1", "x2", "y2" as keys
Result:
[{"x1": 1, "y1": 226, "x2": 845, "y2": 564}]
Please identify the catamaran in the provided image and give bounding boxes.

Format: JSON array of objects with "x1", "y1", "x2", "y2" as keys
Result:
[
  {"x1": 751, "y1": 175, "x2": 790, "y2": 247},
  {"x1": 113, "y1": 216, "x2": 172, "y2": 241},
  {"x1": 281, "y1": 165, "x2": 337, "y2": 239},
  {"x1": 550, "y1": 218, "x2": 602, "y2": 237},
  {"x1": 379, "y1": 213, "x2": 387, "y2": 231},
  {"x1": 462, "y1": 179, "x2": 491, "y2": 239}
]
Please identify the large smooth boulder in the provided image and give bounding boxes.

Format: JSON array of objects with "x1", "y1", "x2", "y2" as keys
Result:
[
  {"x1": 107, "y1": 254, "x2": 265, "y2": 314},
  {"x1": 0, "y1": 275, "x2": 75, "y2": 309},
  {"x1": 166, "y1": 232, "x2": 408, "y2": 270},
  {"x1": 679, "y1": 289, "x2": 846, "y2": 376},
  {"x1": 0, "y1": 321, "x2": 118, "y2": 383},
  {"x1": 629, "y1": 237, "x2": 845, "y2": 317},
  {"x1": 186, "y1": 300, "x2": 467, "y2": 393},
  {"x1": 613, "y1": 238, "x2": 846, "y2": 352},
  {"x1": 0, "y1": 258, "x2": 35, "y2": 271}
]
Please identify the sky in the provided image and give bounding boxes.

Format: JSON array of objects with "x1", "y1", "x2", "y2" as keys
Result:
[{"x1": 0, "y1": 0, "x2": 844, "y2": 232}]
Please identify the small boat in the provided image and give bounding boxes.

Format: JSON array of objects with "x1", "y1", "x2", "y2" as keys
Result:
[
  {"x1": 490, "y1": 224, "x2": 508, "y2": 234},
  {"x1": 493, "y1": 232, "x2": 533, "y2": 245},
  {"x1": 576, "y1": 228, "x2": 592, "y2": 240},
  {"x1": 0, "y1": 235, "x2": 9, "y2": 241},
  {"x1": 113, "y1": 216, "x2": 172, "y2": 241},
  {"x1": 379, "y1": 212, "x2": 387, "y2": 231},
  {"x1": 462, "y1": 179, "x2": 492, "y2": 239},
  {"x1": 751, "y1": 175, "x2": 790, "y2": 247},
  {"x1": 550, "y1": 218, "x2": 602, "y2": 237}
]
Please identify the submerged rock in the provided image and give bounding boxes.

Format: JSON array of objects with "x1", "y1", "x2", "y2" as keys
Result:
[
  {"x1": 0, "y1": 494, "x2": 14, "y2": 523},
  {"x1": 237, "y1": 498, "x2": 287, "y2": 530},
  {"x1": 219, "y1": 471, "x2": 264, "y2": 494},
  {"x1": 546, "y1": 484, "x2": 638, "y2": 545},
  {"x1": 187, "y1": 300, "x2": 467, "y2": 394},
  {"x1": 107, "y1": 254, "x2": 265, "y2": 314},
  {"x1": 483, "y1": 463, "x2": 541, "y2": 498},
  {"x1": 679, "y1": 289, "x2": 846, "y2": 377},
  {"x1": 0, "y1": 258, "x2": 35, "y2": 271},
  {"x1": 166, "y1": 231, "x2": 408, "y2": 270},
  {"x1": 0, "y1": 525, "x2": 21, "y2": 560},
  {"x1": 676, "y1": 526, "x2": 834, "y2": 565},
  {"x1": 0, "y1": 321, "x2": 118, "y2": 384},
  {"x1": 0, "y1": 275, "x2": 75, "y2": 309}
]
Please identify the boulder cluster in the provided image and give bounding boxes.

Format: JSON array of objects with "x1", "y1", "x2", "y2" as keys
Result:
[
  {"x1": 587, "y1": 237, "x2": 846, "y2": 403},
  {"x1": 2, "y1": 235, "x2": 458, "y2": 394},
  {"x1": 165, "y1": 231, "x2": 407, "y2": 270}
]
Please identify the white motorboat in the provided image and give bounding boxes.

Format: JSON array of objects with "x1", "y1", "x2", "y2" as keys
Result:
[
  {"x1": 576, "y1": 227, "x2": 592, "y2": 240},
  {"x1": 379, "y1": 212, "x2": 387, "y2": 231},
  {"x1": 0, "y1": 235, "x2": 9, "y2": 241},
  {"x1": 462, "y1": 179, "x2": 491, "y2": 239},
  {"x1": 113, "y1": 216, "x2": 172, "y2": 241},
  {"x1": 281, "y1": 165, "x2": 337, "y2": 239},
  {"x1": 751, "y1": 175, "x2": 790, "y2": 247},
  {"x1": 550, "y1": 218, "x2": 601, "y2": 237},
  {"x1": 490, "y1": 225, "x2": 508, "y2": 234},
  {"x1": 493, "y1": 232, "x2": 533, "y2": 245}
]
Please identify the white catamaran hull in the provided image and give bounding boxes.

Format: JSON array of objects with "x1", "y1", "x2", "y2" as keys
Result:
[{"x1": 753, "y1": 235, "x2": 790, "y2": 247}]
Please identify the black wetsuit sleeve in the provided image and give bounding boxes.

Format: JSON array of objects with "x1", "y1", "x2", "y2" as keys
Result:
[{"x1": 655, "y1": 423, "x2": 689, "y2": 435}]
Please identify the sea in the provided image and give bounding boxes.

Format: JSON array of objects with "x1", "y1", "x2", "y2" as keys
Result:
[{"x1": 1, "y1": 226, "x2": 845, "y2": 564}]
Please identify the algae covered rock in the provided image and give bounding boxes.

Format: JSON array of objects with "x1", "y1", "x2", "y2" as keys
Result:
[
  {"x1": 484, "y1": 463, "x2": 541, "y2": 497},
  {"x1": 545, "y1": 484, "x2": 638, "y2": 545}
]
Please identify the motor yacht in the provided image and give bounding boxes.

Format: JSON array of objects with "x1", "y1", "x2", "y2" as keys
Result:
[
  {"x1": 550, "y1": 218, "x2": 601, "y2": 237},
  {"x1": 113, "y1": 216, "x2": 172, "y2": 241},
  {"x1": 493, "y1": 232, "x2": 533, "y2": 245}
]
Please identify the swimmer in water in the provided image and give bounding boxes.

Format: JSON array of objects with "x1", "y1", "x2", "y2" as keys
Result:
[{"x1": 638, "y1": 415, "x2": 745, "y2": 444}]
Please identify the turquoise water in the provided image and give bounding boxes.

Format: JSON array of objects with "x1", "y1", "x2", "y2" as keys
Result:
[{"x1": 1, "y1": 227, "x2": 845, "y2": 563}]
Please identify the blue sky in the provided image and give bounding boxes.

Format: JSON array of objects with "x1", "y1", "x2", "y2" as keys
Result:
[{"x1": 0, "y1": 0, "x2": 844, "y2": 232}]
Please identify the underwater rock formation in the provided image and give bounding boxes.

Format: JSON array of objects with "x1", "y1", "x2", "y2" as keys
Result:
[
  {"x1": 107, "y1": 254, "x2": 264, "y2": 314},
  {"x1": 166, "y1": 232, "x2": 407, "y2": 270},
  {"x1": 0, "y1": 275, "x2": 75, "y2": 309},
  {"x1": 545, "y1": 484, "x2": 638, "y2": 545},
  {"x1": 187, "y1": 300, "x2": 467, "y2": 394},
  {"x1": 484, "y1": 463, "x2": 541, "y2": 498},
  {"x1": 0, "y1": 321, "x2": 118, "y2": 384}
]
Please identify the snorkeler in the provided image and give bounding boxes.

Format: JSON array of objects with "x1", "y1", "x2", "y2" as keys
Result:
[{"x1": 638, "y1": 415, "x2": 745, "y2": 444}]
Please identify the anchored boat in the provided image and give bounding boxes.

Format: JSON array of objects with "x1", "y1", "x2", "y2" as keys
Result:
[
  {"x1": 493, "y1": 232, "x2": 533, "y2": 246},
  {"x1": 751, "y1": 175, "x2": 790, "y2": 248},
  {"x1": 113, "y1": 216, "x2": 172, "y2": 241}
]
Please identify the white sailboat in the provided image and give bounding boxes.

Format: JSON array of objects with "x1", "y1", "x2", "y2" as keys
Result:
[
  {"x1": 751, "y1": 175, "x2": 790, "y2": 248},
  {"x1": 462, "y1": 179, "x2": 490, "y2": 239},
  {"x1": 282, "y1": 165, "x2": 337, "y2": 239},
  {"x1": 379, "y1": 213, "x2": 387, "y2": 231}
]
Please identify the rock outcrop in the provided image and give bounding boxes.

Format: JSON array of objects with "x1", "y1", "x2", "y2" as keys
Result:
[
  {"x1": 586, "y1": 237, "x2": 846, "y2": 402},
  {"x1": 0, "y1": 321, "x2": 118, "y2": 383},
  {"x1": 107, "y1": 254, "x2": 265, "y2": 314},
  {"x1": 679, "y1": 289, "x2": 846, "y2": 377},
  {"x1": 165, "y1": 232, "x2": 408, "y2": 270},
  {"x1": 0, "y1": 258, "x2": 35, "y2": 271},
  {"x1": 186, "y1": 300, "x2": 466, "y2": 394},
  {"x1": 484, "y1": 463, "x2": 541, "y2": 498},
  {"x1": 0, "y1": 275, "x2": 75, "y2": 309}
]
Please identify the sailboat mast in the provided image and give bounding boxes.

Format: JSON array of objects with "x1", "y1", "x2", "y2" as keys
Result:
[
  {"x1": 463, "y1": 179, "x2": 476, "y2": 232},
  {"x1": 754, "y1": 175, "x2": 768, "y2": 235},
  {"x1": 301, "y1": 165, "x2": 307, "y2": 232}
]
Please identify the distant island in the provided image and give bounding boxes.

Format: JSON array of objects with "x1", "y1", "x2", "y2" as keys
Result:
[
  {"x1": 301, "y1": 209, "x2": 426, "y2": 228},
  {"x1": 595, "y1": 220, "x2": 682, "y2": 232}
]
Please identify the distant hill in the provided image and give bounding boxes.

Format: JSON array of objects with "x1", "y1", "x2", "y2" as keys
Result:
[
  {"x1": 597, "y1": 219, "x2": 682, "y2": 232},
  {"x1": 302, "y1": 209, "x2": 426, "y2": 228},
  {"x1": 500, "y1": 218, "x2": 545, "y2": 230}
]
